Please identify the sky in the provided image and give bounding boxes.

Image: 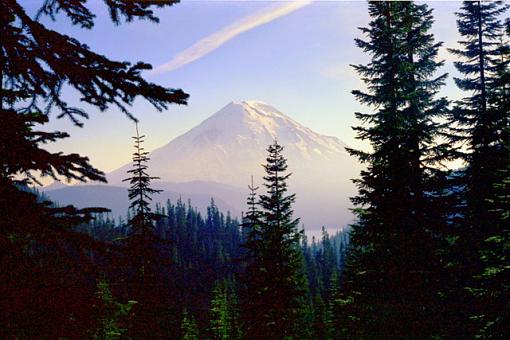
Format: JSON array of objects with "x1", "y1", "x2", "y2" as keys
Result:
[{"x1": 29, "y1": 0, "x2": 466, "y2": 182}]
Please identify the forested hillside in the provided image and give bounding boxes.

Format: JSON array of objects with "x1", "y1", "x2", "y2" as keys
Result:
[{"x1": 74, "y1": 198, "x2": 348, "y2": 338}]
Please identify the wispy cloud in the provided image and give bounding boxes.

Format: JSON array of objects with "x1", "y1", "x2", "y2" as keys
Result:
[{"x1": 150, "y1": 1, "x2": 313, "y2": 75}]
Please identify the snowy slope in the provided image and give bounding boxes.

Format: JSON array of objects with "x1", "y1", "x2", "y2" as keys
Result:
[
  {"x1": 106, "y1": 101, "x2": 361, "y2": 231},
  {"x1": 109, "y1": 101, "x2": 353, "y2": 186}
]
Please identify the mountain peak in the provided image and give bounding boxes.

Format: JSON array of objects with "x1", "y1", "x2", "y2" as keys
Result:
[
  {"x1": 231, "y1": 99, "x2": 267, "y2": 106},
  {"x1": 234, "y1": 100, "x2": 278, "y2": 112},
  {"x1": 241, "y1": 99, "x2": 266, "y2": 106},
  {"x1": 219, "y1": 100, "x2": 286, "y2": 121},
  {"x1": 109, "y1": 100, "x2": 351, "y2": 186},
  {"x1": 105, "y1": 100, "x2": 359, "y2": 230}
]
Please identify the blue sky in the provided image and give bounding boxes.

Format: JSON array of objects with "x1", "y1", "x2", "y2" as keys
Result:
[{"x1": 32, "y1": 0, "x2": 464, "y2": 178}]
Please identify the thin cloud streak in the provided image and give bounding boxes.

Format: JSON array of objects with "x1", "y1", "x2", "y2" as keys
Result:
[{"x1": 150, "y1": 1, "x2": 313, "y2": 75}]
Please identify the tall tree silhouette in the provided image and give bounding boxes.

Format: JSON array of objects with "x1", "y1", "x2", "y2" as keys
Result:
[
  {"x1": 240, "y1": 176, "x2": 261, "y2": 265},
  {"x1": 123, "y1": 124, "x2": 162, "y2": 280},
  {"x1": 122, "y1": 124, "x2": 171, "y2": 338},
  {"x1": 447, "y1": 1, "x2": 509, "y2": 336},
  {"x1": 241, "y1": 141, "x2": 311, "y2": 339},
  {"x1": 341, "y1": 1, "x2": 449, "y2": 338},
  {"x1": 476, "y1": 17, "x2": 510, "y2": 337},
  {"x1": 1, "y1": 1, "x2": 187, "y2": 337},
  {"x1": 0, "y1": 93, "x2": 109, "y2": 339}
]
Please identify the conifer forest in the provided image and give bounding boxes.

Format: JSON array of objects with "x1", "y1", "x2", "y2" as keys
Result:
[{"x1": 1, "y1": 1, "x2": 509, "y2": 339}]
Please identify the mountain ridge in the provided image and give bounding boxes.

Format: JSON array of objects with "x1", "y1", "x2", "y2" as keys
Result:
[{"x1": 48, "y1": 100, "x2": 361, "y2": 232}]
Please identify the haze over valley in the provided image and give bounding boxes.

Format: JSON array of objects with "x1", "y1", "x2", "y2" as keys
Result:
[{"x1": 46, "y1": 100, "x2": 361, "y2": 235}]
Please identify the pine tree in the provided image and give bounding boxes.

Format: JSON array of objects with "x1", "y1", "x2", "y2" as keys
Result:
[
  {"x1": 448, "y1": 0, "x2": 509, "y2": 254},
  {"x1": 91, "y1": 279, "x2": 135, "y2": 340},
  {"x1": 1, "y1": 0, "x2": 187, "y2": 125},
  {"x1": 447, "y1": 2, "x2": 509, "y2": 336},
  {"x1": 240, "y1": 176, "x2": 262, "y2": 269},
  {"x1": 123, "y1": 123, "x2": 162, "y2": 273},
  {"x1": 122, "y1": 124, "x2": 169, "y2": 338},
  {"x1": 469, "y1": 13, "x2": 510, "y2": 339},
  {"x1": 209, "y1": 280, "x2": 242, "y2": 340},
  {"x1": 327, "y1": 270, "x2": 352, "y2": 339},
  {"x1": 341, "y1": 1, "x2": 449, "y2": 337},
  {"x1": 241, "y1": 140, "x2": 311, "y2": 339},
  {"x1": 0, "y1": 101, "x2": 109, "y2": 338},
  {"x1": 1, "y1": 1, "x2": 187, "y2": 337},
  {"x1": 448, "y1": 0, "x2": 509, "y2": 253},
  {"x1": 302, "y1": 234, "x2": 321, "y2": 299},
  {"x1": 475, "y1": 153, "x2": 510, "y2": 337},
  {"x1": 319, "y1": 227, "x2": 337, "y2": 297},
  {"x1": 312, "y1": 293, "x2": 332, "y2": 340}
]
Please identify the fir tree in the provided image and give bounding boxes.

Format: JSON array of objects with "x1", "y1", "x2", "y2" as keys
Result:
[
  {"x1": 319, "y1": 227, "x2": 337, "y2": 298},
  {"x1": 447, "y1": 1, "x2": 509, "y2": 336},
  {"x1": 448, "y1": 0, "x2": 509, "y2": 251},
  {"x1": 469, "y1": 11, "x2": 510, "y2": 339},
  {"x1": 0, "y1": 100, "x2": 109, "y2": 338},
  {"x1": 91, "y1": 279, "x2": 135, "y2": 340},
  {"x1": 1, "y1": 0, "x2": 187, "y2": 126},
  {"x1": 342, "y1": 1, "x2": 449, "y2": 337},
  {"x1": 123, "y1": 123, "x2": 162, "y2": 275},
  {"x1": 1, "y1": 1, "x2": 187, "y2": 337},
  {"x1": 302, "y1": 234, "x2": 322, "y2": 299},
  {"x1": 474, "y1": 153, "x2": 510, "y2": 337},
  {"x1": 122, "y1": 124, "x2": 169, "y2": 338},
  {"x1": 312, "y1": 293, "x2": 332, "y2": 340},
  {"x1": 327, "y1": 270, "x2": 351, "y2": 339},
  {"x1": 241, "y1": 140, "x2": 311, "y2": 339},
  {"x1": 78, "y1": 191, "x2": 340, "y2": 337},
  {"x1": 209, "y1": 280, "x2": 242, "y2": 340},
  {"x1": 240, "y1": 176, "x2": 262, "y2": 267}
]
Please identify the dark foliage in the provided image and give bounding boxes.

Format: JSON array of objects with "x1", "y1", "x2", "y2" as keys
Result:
[
  {"x1": 120, "y1": 125, "x2": 171, "y2": 338},
  {"x1": 240, "y1": 141, "x2": 312, "y2": 339},
  {"x1": 1, "y1": 0, "x2": 187, "y2": 337},
  {"x1": 340, "y1": 1, "x2": 450, "y2": 338},
  {"x1": 1, "y1": 0, "x2": 187, "y2": 125},
  {"x1": 446, "y1": 1, "x2": 510, "y2": 337}
]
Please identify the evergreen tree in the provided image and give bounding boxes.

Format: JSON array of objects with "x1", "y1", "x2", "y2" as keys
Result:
[
  {"x1": 240, "y1": 176, "x2": 262, "y2": 270},
  {"x1": 319, "y1": 227, "x2": 338, "y2": 297},
  {"x1": 123, "y1": 124, "x2": 163, "y2": 273},
  {"x1": 79, "y1": 192, "x2": 341, "y2": 337},
  {"x1": 448, "y1": 0, "x2": 509, "y2": 257},
  {"x1": 181, "y1": 310, "x2": 200, "y2": 340},
  {"x1": 241, "y1": 140, "x2": 311, "y2": 339},
  {"x1": 209, "y1": 280, "x2": 242, "y2": 340},
  {"x1": 302, "y1": 234, "x2": 321, "y2": 299},
  {"x1": 447, "y1": 1, "x2": 509, "y2": 336},
  {"x1": 312, "y1": 293, "x2": 332, "y2": 340},
  {"x1": 470, "y1": 12, "x2": 510, "y2": 339},
  {"x1": 91, "y1": 279, "x2": 135, "y2": 340},
  {"x1": 327, "y1": 270, "x2": 351, "y2": 339},
  {"x1": 0, "y1": 101, "x2": 109, "y2": 338},
  {"x1": 341, "y1": 1, "x2": 449, "y2": 337},
  {"x1": 1, "y1": 1, "x2": 187, "y2": 337},
  {"x1": 122, "y1": 125, "x2": 169, "y2": 338},
  {"x1": 474, "y1": 154, "x2": 510, "y2": 337}
]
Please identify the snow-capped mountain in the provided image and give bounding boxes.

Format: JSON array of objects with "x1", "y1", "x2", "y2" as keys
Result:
[
  {"x1": 108, "y1": 101, "x2": 353, "y2": 185},
  {"x1": 105, "y1": 100, "x2": 361, "y2": 231}
]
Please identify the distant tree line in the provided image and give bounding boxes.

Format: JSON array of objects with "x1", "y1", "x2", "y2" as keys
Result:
[{"x1": 76, "y1": 164, "x2": 349, "y2": 339}]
